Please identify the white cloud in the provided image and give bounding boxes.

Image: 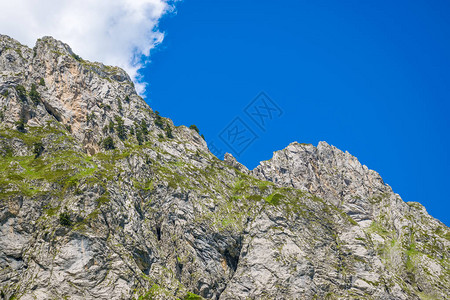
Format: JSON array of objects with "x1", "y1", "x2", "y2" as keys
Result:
[{"x1": 0, "y1": 0, "x2": 175, "y2": 94}]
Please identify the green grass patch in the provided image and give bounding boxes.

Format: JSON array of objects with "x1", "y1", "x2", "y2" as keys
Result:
[
  {"x1": 265, "y1": 193, "x2": 284, "y2": 205},
  {"x1": 184, "y1": 292, "x2": 203, "y2": 300}
]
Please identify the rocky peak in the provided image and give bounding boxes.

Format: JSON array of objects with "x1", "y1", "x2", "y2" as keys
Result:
[
  {"x1": 252, "y1": 140, "x2": 421, "y2": 242},
  {"x1": 251, "y1": 140, "x2": 450, "y2": 297},
  {"x1": 0, "y1": 34, "x2": 207, "y2": 155},
  {"x1": 253, "y1": 141, "x2": 390, "y2": 221},
  {"x1": 223, "y1": 152, "x2": 249, "y2": 174}
]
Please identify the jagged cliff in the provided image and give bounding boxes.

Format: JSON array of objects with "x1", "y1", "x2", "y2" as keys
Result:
[{"x1": 0, "y1": 34, "x2": 448, "y2": 300}]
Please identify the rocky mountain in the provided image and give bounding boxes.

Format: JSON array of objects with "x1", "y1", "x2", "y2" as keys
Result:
[{"x1": 0, "y1": 34, "x2": 448, "y2": 300}]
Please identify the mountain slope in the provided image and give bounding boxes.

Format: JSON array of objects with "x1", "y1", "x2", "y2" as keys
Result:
[{"x1": 0, "y1": 34, "x2": 448, "y2": 300}]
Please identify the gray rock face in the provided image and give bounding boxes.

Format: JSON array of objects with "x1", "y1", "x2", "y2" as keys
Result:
[
  {"x1": 224, "y1": 153, "x2": 249, "y2": 175},
  {"x1": 0, "y1": 34, "x2": 448, "y2": 300}
]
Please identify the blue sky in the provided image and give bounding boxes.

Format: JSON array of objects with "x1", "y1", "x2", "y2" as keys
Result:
[{"x1": 142, "y1": 0, "x2": 450, "y2": 225}]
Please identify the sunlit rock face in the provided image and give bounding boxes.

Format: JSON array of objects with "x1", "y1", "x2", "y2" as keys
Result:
[{"x1": 0, "y1": 34, "x2": 448, "y2": 300}]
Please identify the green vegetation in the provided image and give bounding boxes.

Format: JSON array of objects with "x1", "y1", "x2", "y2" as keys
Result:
[
  {"x1": 165, "y1": 127, "x2": 173, "y2": 139},
  {"x1": 154, "y1": 111, "x2": 164, "y2": 128},
  {"x1": 14, "y1": 48, "x2": 23, "y2": 59},
  {"x1": 115, "y1": 116, "x2": 126, "y2": 140},
  {"x1": 136, "y1": 283, "x2": 175, "y2": 300},
  {"x1": 405, "y1": 243, "x2": 419, "y2": 285},
  {"x1": 189, "y1": 124, "x2": 205, "y2": 140},
  {"x1": 29, "y1": 83, "x2": 41, "y2": 105},
  {"x1": 32, "y1": 142, "x2": 44, "y2": 158},
  {"x1": 184, "y1": 292, "x2": 202, "y2": 300},
  {"x1": 132, "y1": 120, "x2": 148, "y2": 145},
  {"x1": 189, "y1": 124, "x2": 200, "y2": 133},
  {"x1": 265, "y1": 193, "x2": 284, "y2": 205},
  {"x1": 0, "y1": 125, "x2": 110, "y2": 203},
  {"x1": 59, "y1": 212, "x2": 72, "y2": 226},
  {"x1": 39, "y1": 78, "x2": 45, "y2": 86},
  {"x1": 118, "y1": 98, "x2": 123, "y2": 111},
  {"x1": 367, "y1": 221, "x2": 391, "y2": 238},
  {"x1": 15, "y1": 118, "x2": 26, "y2": 132},
  {"x1": 407, "y1": 202, "x2": 423, "y2": 210},
  {"x1": 71, "y1": 53, "x2": 83, "y2": 62},
  {"x1": 1, "y1": 143, "x2": 13, "y2": 157},
  {"x1": 86, "y1": 112, "x2": 95, "y2": 123},
  {"x1": 109, "y1": 120, "x2": 115, "y2": 133},
  {"x1": 246, "y1": 194, "x2": 263, "y2": 201},
  {"x1": 136, "y1": 129, "x2": 144, "y2": 145},
  {"x1": 15, "y1": 85, "x2": 27, "y2": 101},
  {"x1": 141, "y1": 120, "x2": 149, "y2": 135},
  {"x1": 103, "y1": 136, "x2": 115, "y2": 150}
]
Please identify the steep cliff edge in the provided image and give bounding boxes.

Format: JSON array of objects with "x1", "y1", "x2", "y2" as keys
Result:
[{"x1": 0, "y1": 35, "x2": 448, "y2": 300}]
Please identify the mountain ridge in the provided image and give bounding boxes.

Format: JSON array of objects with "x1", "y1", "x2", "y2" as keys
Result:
[{"x1": 0, "y1": 34, "x2": 448, "y2": 300}]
